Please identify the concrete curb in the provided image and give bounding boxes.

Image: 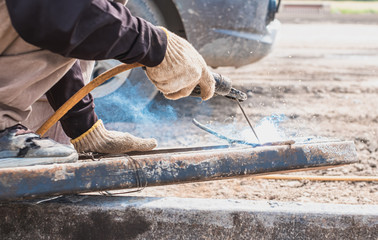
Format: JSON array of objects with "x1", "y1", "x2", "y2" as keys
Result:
[{"x1": 0, "y1": 196, "x2": 377, "y2": 239}]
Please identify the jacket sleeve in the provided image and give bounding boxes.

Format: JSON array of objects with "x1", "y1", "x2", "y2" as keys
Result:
[{"x1": 5, "y1": 0, "x2": 167, "y2": 67}]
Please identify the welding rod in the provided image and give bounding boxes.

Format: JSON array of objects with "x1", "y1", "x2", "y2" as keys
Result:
[{"x1": 235, "y1": 99, "x2": 261, "y2": 143}]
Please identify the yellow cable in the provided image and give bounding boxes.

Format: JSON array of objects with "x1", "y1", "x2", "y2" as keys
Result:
[
  {"x1": 254, "y1": 174, "x2": 378, "y2": 182},
  {"x1": 36, "y1": 62, "x2": 143, "y2": 136}
]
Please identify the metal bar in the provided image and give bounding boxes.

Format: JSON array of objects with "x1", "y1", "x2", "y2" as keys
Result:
[
  {"x1": 192, "y1": 119, "x2": 295, "y2": 147},
  {"x1": 254, "y1": 174, "x2": 378, "y2": 182},
  {"x1": 0, "y1": 141, "x2": 357, "y2": 201},
  {"x1": 83, "y1": 144, "x2": 232, "y2": 158},
  {"x1": 192, "y1": 119, "x2": 258, "y2": 146}
]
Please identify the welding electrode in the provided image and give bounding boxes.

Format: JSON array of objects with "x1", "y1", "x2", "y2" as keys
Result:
[
  {"x1": 190, "y1": 72, "x2": 247, "y2": 102},
  {"x1": 235, "y1": 99, "x2": 261, "y2": 143},
  {"x1": 190, "y1": 72, "x2": 261, "y2": 143}
]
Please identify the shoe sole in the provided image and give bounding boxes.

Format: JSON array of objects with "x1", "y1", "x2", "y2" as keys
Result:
[{"x1": 0, "y1": 152, "x2": 78, "y2": 168}]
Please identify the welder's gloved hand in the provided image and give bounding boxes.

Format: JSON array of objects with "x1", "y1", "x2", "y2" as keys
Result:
[
  {"x1": 71, "y1": 120, "x2": 157, "y2": 153},
  {"x1": 145, "y1": 27, "x2": 215, "y2": 100}
]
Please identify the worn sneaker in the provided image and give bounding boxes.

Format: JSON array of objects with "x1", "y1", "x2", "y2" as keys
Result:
[{"x1": 0, "y1": 124, "x2": 78, "y2": 168}]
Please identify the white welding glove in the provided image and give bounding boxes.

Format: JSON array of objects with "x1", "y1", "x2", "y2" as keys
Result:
[
  {"x1": 71, "y1": 120, "x2": 157, "y2": 153},
  {"x1": 145, "y1": 27, "x2": 215, "y2": 100}
]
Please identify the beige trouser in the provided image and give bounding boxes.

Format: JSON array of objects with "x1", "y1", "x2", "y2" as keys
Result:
[
  {"x1": 21, "y1": 61, "x2": 95, "y2": 144},
  {"x1": 0, "y1": 1, "x2": 76, "y2": 131}
]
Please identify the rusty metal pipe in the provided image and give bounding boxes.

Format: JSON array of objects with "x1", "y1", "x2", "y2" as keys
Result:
[{"x1": 0, "y1": 141, "x2": 357, "y2": 201}]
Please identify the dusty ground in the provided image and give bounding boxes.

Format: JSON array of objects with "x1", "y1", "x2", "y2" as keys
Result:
[{"x1": 119, "y1": 15, "x2": 378, "y2": 205}]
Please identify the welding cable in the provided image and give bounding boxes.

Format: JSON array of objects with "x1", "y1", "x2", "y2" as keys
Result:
[
  {"x1": 36, "y1": 63, "x2": 143, "y2": 136},
  {"x1": 254, "y1": 174, "x2": 378, "y2": 182}
]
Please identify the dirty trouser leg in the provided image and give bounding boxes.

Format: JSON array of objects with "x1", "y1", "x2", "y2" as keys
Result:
[
  {"x1": 0, "y1": 50, "x2": 76, "y2": 130},
  {"x1": 0, "y1": 1, "x2": 76, "y2": 130},
  {"x1": 21, "y1": 100, "x2": 70, "y2": 144}
]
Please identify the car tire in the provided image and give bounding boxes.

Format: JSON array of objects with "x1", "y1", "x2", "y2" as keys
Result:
[{"x1": 93, "y1": 0, "x2": 166, "y2": 123}]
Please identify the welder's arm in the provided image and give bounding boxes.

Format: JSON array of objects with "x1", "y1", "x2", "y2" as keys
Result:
[
  {"x1": 5, "y1": 0, "x2": 166, "y2": 67},
  {"x1": 6, "y1": 0, "x2": 215, "y2": 100}
]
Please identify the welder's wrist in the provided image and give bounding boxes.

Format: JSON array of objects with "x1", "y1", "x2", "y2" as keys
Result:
[
  {"x1": 159, "y1": 27, "x2": 169, "y2": 40},
  {"x1": 139, "y1": 26, "x2": 168, "y2": 67},
  {"x1": 70, "y1": 119, "x2": 103, "y2": 152},
  {"x1": 119, "y1": 25, "x2": 168, "y2": 67},
  {"x1": 70, "y1": 119, "x2": 158, "y2": 154}
]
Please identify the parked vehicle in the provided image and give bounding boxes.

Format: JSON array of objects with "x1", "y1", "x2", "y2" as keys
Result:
[{"x1": 93, "y1": 0, "x2": 280, "y2": 122}]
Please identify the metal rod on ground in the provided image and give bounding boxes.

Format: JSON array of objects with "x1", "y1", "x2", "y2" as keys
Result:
[
  {"x1": 192, "y1": 119, "x2": 294, "y2": 147},
  {"x1": 254, "y1": 174, "x2": 378, "y2": 182},
  {"x1": 192, "y1": 119, "x2": 260, "y2": 147}
]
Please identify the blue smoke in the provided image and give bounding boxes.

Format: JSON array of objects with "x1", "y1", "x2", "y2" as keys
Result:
[
  {"x1": 95, "y1": 91, "x2": 177, "y2": 124},
  {"x1": 94, "y1": 77, "x2": 177, "y2": 139}
]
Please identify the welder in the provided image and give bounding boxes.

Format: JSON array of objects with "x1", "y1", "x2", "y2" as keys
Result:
[{"x1": 0, "y1": 0, "x2": 216, "y2": 167}]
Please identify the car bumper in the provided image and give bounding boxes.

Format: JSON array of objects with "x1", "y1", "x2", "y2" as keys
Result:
[{"x1": 173, "y1": 0, "x2": 280, "y2": 67}]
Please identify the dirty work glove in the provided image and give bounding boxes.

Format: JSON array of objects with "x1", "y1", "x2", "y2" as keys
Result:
[
  {"x1": 71, "y1": 120, "x2": 157, "y2": 153},
  {"x1": 145, "y1": 27, "x2": 215, "y2": 100}
]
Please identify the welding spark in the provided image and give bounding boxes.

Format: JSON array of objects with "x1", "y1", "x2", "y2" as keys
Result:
[{"x1": 242, "y1": 114, "x2": 287, "y2": 144}]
